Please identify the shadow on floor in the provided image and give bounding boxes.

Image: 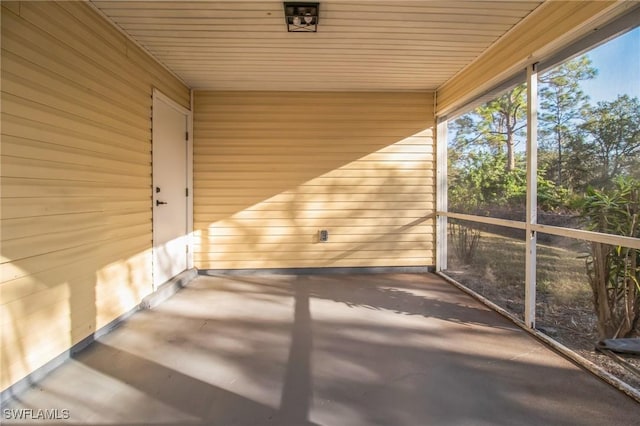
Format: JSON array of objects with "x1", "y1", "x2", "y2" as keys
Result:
[
  {"x1": 3, "y1": 273, "x2": 639, "y2": 425},
  {"x1": 75, "y1": 341, "x2": 319, "y2": 426}
]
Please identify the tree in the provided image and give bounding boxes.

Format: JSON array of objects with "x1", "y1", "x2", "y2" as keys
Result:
[
  {"x1": 579, "y1": 95, "x2": 640, "y2": 189},
  {"x1": 451, "y1": 84, "x2": 527, "y2": 172},
  {"x1": 560, "y1": 132, "x2": 597, "y2": 191},
  {"x1": 539, "y1": 55, "x2": 597, "y2": 187}
]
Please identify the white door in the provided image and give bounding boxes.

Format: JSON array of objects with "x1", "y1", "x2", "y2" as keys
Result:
[{"x1": 152, "y1": 90, "x2": 189, "y2": 288}]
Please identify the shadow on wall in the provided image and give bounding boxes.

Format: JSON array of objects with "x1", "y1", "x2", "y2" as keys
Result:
[
  {"x1": 1, "y1": 90, "x2": 432, "y2": 393},
  {"x1": 1, "y1": 230, "x2": 153, "y2": 392},
  {"x1": 193, "y1": 92, "x2": 436, "y2": 269},
  {"x1": 0, "y1": 0, "x2": 191, "y2": 395},
  {"x1": 1, "y1": 99, "x2": 432, "y2": 394},
  {"x1": 1, "y1": 6, "x2": 165, "y2": 392}
]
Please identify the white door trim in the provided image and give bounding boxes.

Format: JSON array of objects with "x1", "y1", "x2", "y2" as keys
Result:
[
  {"x1": 151, "y1": 88, "x2": 193, "y2": 286},
  {"x1": 187, "y1": 89, "x2": 194, "y2": 270}
]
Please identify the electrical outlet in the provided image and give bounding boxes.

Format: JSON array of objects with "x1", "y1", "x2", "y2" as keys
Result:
[{"x1": 318, "y1": 229, "x2": 329, "y2": 242}]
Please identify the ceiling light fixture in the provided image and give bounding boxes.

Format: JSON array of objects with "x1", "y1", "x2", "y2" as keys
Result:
[{"x1": 284, "y1": 2, "x2": 319, "y2": 32}]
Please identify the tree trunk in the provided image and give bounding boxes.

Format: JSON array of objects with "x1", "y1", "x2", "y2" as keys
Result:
[
  {"x1": 589, "y1": 242, "x2": 640, "y2": 339},
  {"x1": 588, "y1": 242, "x2": 616, "y2": 339},
  {"x1": 556, "y1": 127, "x2": 563, "y2": 184},
  {"x1": 506, "y1": 134, "x2": 515, "y2": 172},
  {"x1": 620, "y1": 247, "x2": 640, "y2": 337}
]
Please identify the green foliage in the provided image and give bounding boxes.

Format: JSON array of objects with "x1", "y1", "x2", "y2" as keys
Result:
[
  {"x1": 581, "y1": 177, "x2": 640, "y2": 237},
  {"x1": 537, "y1": 173, "x2": 574, "y2": 211},
  {"x1": 580, "y1": 177, "x2": 640, "y2": 338},
  {"x1": 450, "y1": 60, "x2": 639, "y2": 215},
  {"x1": 578, "y1": 95, "x2": 640, "y2": 189},
  {"x1": 449, "y1": 152, "x2": 524, "y2": 211},
  {"x1": 449, "y1": 151, "x2": 570, "y2": 212}
]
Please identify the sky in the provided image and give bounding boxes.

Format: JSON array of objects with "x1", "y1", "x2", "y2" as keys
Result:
[{"x1": 580, "y1": 26, "x2": 640, "y2": 103}]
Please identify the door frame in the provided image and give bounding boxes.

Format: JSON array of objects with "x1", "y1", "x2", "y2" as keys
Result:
[{"x1": 151, "y1": 88, "x2": 194, "y2": 288}]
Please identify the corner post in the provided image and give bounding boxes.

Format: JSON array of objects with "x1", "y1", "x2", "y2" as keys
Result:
[
  {"x1": 524, "y1": 63, "x2": 539, "y2": 328},
  {"x1": 436, "y1": 118, "x2": 448, "y2": 271}
]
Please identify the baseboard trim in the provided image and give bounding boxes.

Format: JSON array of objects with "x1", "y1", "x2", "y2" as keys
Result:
[
  {"x1": 1, "y1": 268, "x2": 198, "y2": 404},
  {"x1": 141, "y1": 268, "x2": 198, "y2": 309},
  {"x1": 199, "y1": 265, "x2": 434, "y2": 276}
]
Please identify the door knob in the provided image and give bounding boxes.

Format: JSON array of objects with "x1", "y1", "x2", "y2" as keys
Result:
[{"x1": 156, "y1": 200, "x2": 168, "y2": 206}]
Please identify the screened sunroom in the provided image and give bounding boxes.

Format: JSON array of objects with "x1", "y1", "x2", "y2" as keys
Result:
[{"x1": 1, "y1": 1, "x2": 639, "y2": 424}]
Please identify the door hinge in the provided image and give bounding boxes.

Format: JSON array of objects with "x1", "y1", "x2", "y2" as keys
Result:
[
  {"x1": 185, "y1": 131, "x2": 189, "y2": 141},
  {"x1": 186, "y1": 245, "x2": 189, "y2": 253},
  {"x1": 186, "y1": 188, "x2": 189, "y2": 197}
]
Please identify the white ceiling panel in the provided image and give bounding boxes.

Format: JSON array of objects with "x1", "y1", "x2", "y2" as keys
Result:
[{"x1": 90, "y1": 1, "x2": 543, "y2": 91}]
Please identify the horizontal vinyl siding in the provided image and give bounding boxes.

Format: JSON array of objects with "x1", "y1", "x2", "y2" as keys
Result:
[
  {"x1": 194, "y1": 92, "x2": 435, "y2": 270},
  {"x1": 0, "y1": 1, "x2": 189, "y2": 391},
  {"x1": 436, "y1": 0, "x2": 630, "y2": 115}
]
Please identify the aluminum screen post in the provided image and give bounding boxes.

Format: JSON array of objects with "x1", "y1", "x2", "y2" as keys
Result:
[
  {"x1": 436, "y1": 118, "x2": 448, "y2": 272},
  {"x1": 524, "y1": 63, "x2": 538, "y2": 329}
]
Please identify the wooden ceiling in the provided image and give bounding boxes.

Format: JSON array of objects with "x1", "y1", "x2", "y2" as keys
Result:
[{"x1": 90, "y1": 1, "x2": 543, "y2": 92}]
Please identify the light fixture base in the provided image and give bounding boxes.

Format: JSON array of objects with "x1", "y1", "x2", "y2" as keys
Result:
[{"x1": 284, "y1": 2, "x2": 319, "y2": 32}]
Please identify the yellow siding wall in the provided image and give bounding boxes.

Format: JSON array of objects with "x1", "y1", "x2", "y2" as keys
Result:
[
  {"x1": 193, "y1": 92, "x2": 435, "y2": 270},
  {"x1": 437, "y1": 0, "x2": 630, "y2": 115},
  {"x1": 0, "y1": 1, "x2": 189, "y2": 391}
]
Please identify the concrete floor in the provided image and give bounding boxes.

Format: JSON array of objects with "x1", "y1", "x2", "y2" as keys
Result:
[{"x1": 2, "y1": 273, "x2": 639, "y2": 425}]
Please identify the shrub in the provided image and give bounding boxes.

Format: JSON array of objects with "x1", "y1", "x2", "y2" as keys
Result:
[
  {"x1": 580, "y1": 177, "x2": 640, "y2": 339},
  {"x1": 449, "y1": 222, "x2": 481, "y2": 265}
]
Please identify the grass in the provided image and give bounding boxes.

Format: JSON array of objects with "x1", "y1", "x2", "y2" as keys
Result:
[
  {"x1": 446, "y1": 229, "x2": 595, "y2": 337},
  {"x1": 445, "y1": 228, "x2": 640, "y2": 391}
]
